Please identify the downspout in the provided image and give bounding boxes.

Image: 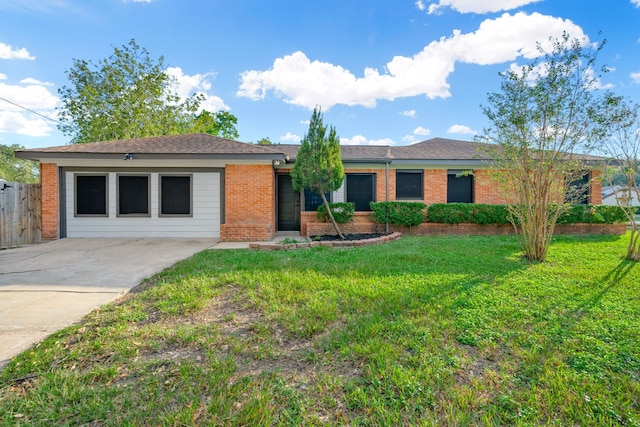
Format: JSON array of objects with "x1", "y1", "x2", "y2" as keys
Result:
[
  {"x1": 385, "y1": 147, "x2": 392, "y2": 234},
  {"x1": 385, "y1": 161, "x2": 389, "y2": 233}
]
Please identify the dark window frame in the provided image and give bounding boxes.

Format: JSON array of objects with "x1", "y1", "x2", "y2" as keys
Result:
[
  {"x1": 303, "y1": 188, "x2": 331, "y2": 212},
  {"x1": 116, "y1": 174, "x2": 151, "y2": 217},
  {"x1": 395, "y1": 170, "x2": 424, "y2": 200},
  {"x1": 447, "y1": 170, "x2": 474, "y2": 203},
  {"x1": 566, "y1": 171, "x2": 591, "y2": 205},
  {"x1": 74, "y1": 173, "x2": 108, "y2": 217},
  {"x1": 346, "y1": 173, "x2": 376, "y2": 211},
  {"x1": 159, "y1": 174, "x2": 193, "y2": 217}
]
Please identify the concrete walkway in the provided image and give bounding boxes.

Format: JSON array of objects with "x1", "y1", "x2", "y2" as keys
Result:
[{"x1": 0, "y1": 237, "x2": 236, "y2": 368}]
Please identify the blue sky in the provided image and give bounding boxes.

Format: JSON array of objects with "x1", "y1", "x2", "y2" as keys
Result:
[{"x1": 1, "y1": 0, "x2": 640, "y2": 149}]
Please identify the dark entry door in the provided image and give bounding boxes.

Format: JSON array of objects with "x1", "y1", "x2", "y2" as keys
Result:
[{"x1": 277, "y1": 175, "x2": 300, "y2": 231}]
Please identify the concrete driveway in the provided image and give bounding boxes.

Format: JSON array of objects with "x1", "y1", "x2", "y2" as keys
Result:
[{"x1": 0, "y1": 238, "x2": 219, "y2": 368}]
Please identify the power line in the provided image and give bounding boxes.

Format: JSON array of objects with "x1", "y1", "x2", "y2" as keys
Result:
[{"x1": 0, "y1": 96, "x2": 62, "y2": 125}]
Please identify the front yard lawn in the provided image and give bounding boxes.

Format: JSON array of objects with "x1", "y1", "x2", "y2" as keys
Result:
[{"x1": 1, "y1": 234, "x2": 639, "y2": 426}]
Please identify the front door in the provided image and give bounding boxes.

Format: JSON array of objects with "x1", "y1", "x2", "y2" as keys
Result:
[{"x1": 277, "y1": 175, "x2": 300, "y2": 231}]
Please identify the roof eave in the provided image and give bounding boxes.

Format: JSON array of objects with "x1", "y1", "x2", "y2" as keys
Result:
[{"x1": 15, "y1": 151, "x2": 286, "y2": 161}]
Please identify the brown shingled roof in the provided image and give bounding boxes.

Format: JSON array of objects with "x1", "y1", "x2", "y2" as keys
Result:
[
  {"x1": 20, "y1": 133, "x2": 283, "y2": 156},
  {"x1": 279, "y1": 138, "x2": 492, "y2": 162},
  {"x1": 392, "y1": 138, "x2": 492, "y2": 160}
]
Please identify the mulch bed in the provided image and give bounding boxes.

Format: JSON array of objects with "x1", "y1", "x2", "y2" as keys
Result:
[{"x1": 309, "y1": 233, "x2": 386, "y2": 241}]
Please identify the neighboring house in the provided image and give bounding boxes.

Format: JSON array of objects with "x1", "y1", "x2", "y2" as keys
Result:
[{"x1": 17, "y1": 134, "x2": 603, "y2": 242}]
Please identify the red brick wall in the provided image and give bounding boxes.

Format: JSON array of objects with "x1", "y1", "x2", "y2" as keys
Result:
[
  {"x1": 474, "y1": 169, "x2": 510, "y2": 204},
  {"x1": 221, "y1": 164, "x2": 275, "y2": 241},
  {"x1": 40, "y1": 163, "x2": 58, "y2": 240},
  {"x1": 424, "y1": 169, "x2": 447, "y2": 204},
  {"x1": 590, "y1": 169, "x2": 603, "y2": 205}
]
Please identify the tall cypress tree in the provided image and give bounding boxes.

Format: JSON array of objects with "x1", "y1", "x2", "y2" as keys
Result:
[{"x1": 291, "y1": 107, "x2": 345, "y2": 239}]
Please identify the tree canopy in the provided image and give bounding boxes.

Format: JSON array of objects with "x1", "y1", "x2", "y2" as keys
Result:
[
  {"x1": 479, "y1": 33, "x2": 613, "y2": 262},
  {"x1": 0, "y1": 144, "x2": 39, "y2": 183},
  {"x1": 57, "y1": 39, "x2": 238, "y2": 143},
  {"x1": 597, "y1": 94, "x2": 640, "y2": 261},
  {"x1": 291, "y1": 107, "x2": 345, "y2": 238}
]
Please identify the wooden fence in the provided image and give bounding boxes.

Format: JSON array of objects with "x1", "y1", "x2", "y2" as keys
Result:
[{"x1": 0, "y1": 181, "x2": 42, "y2": 249}]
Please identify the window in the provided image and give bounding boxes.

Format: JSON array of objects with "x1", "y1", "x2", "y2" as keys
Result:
[
  {"x1": 396, "y1": 170, "x2": 423, "y2": 199},
  {"x1": 117, "y1": 174, "x2": 150, "y2": 216},
  {"x1": 160, "y1": 175, "x2": 192, "y2": 216},
  {"x1": 447, "y1": 170, "x2": 474, "y2": 203},
  {"x1": 304, "y1": 188, "x2": 330, "y2": 211},
  {"x1": 566, "y1": 172, "x2": 590, "y2": 204},
  {"x1": 346, "y1": 173, "x2": 375, "y2": 211},
  {"x1": 75, "y1": 174, "x2": 108, "y2": 216}
]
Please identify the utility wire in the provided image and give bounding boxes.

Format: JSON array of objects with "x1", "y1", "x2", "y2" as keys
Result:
[{"x1": 0, "y1": 96, "x2": 62, "y2": 125}]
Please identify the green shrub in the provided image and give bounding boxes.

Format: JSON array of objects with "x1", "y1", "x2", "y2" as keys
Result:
[
  {"x1": 370, "y1": 201, "x2": 427, "y2": 227},
  {"x1": 316, "y1": 202, "x2": 355, "y2": 224},
  {"x1": 557, "y1": 204, "x2": 628, "y2": 224},
  {"x1": 426, "y1": 203, "x2": 627, "y2": 225},
  {"x1": 426, "y1": 203, "x2": 512, "y2": 225}
]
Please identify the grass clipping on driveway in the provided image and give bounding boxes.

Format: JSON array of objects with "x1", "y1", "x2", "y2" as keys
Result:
[{"x1": 1, "y1": 234, "x2": 639, "y2": 426}]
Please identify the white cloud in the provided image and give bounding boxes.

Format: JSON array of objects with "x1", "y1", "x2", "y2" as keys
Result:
[
  {"x1": 165, "y1": 66, "x2": 229, "y2": 112},
  {"x1": 0, "y1": 42, "x2": 35, "y2": 60},
  {"x1": 415, "y1": 0, "x2": 426, "y2": 11},
  {"x1": 0, "y1": 73, "x2": 7, "y2": 80},
  {"x1": 413, "y1": 126, "x2": 431, "y2": 136},
  {"x1": 633, "y1": 0, "x2": 640, "y2": 7},
  {"x1": 300, "y1": 119, "x2": 310, "y2": 125},
  {"x1": 20, "y1": 77, "x2": 53, "y2": 86},
  {"x1": 340, "y1": 135, "x2": 397, "y2": 146},
  {"x1": 631, "y1": 72, "x2": 640, "y2": 84},
  {"x1": 0, "y1": 111, "x2": 51, "y2": 136},
  {"x1": 280, "y1": 132, "x2": 301, "y2": 143},
  {"x1": 403, "y1": 135, "x2": 417, "y2": 144},
  {"x1": 400, "y1": 109, "x2": 416, "y2": 118},
  {"x1": 0, "y1": 78, "x2": 59, "y2": 136},
  {"x1": 238, "y1": 12, "x2": 587, "y2": 110},
  {"x1": 447, "y1": 124, "x2": 478, "y2": 135},
  {"x1": 427, "y1": 0, "x2": 541, "y2": 14}
]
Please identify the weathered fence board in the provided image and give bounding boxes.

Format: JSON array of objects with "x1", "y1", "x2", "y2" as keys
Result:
[{"x1": 0, "y1": 181, "x2": 42, "y2": 249}]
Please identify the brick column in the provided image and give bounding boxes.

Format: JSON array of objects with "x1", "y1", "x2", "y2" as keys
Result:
[
  {"x1": 40, "y1": 163, "x2": 59, "y2": 240},
  {"x1": 424, "y1": 170, "x2": 447, "y2": 204},
  {"x1": 221, "y1": 164, "x2": 275, "y2": 241},
  {"x1": 590, "y1": 169, "x2": 603, "y2": 205}
]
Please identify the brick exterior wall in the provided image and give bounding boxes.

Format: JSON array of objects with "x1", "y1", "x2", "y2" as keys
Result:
[
  {"x1": 40, "y1": 163, "x2": 59, "y2": 240},
  {"x1": 590, "y1": 169, "x2": 603, "y2": 205},
  {"x1": 221, "y1": 164, "x2": 275, "y2": 241},
  {"x1": 424, "y1": 169, "x2": 448, "y2": 204},
  {"x1": 474, "y1": 169, "x2": 511, "y2": 204}
]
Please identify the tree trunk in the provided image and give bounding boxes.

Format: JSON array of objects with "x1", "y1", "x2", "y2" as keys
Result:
[{"x1": 320, "y1": 192, "x2": 345, "y2": 240}]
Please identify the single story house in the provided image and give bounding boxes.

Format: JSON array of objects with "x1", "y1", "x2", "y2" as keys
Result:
[{"x1": 17, "y1": 133, "x2": 603, "y2": 242}]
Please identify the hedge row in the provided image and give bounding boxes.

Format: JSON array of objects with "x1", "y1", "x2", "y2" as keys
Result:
[
  {"x1": 317, "y1": 202, "x2": 629, "y2": 226},
  {"x1": 366, "y1": 202, "x2": 628, "y2": 225}
]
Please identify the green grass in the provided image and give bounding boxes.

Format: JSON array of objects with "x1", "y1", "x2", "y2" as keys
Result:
[{"x1": 1, "y1": 234, "x2": 639, "y2": 426}]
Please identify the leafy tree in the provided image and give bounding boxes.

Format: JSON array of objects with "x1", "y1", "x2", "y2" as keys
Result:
[
  {"x1": 57, "y1": 39, "x2": 238, "y2": 143},
  {"x1": 291, "y1": 107, "x2": 345, "y2": 239},
  {"x1": 478, "y1": 33, "x2": 612, "y2": 262},
  {"x1": 256, "y1": 137, "x2": 274, "y2": 145},
  {"x1": 0, "y1": 144, "x2": 39, "y2": 183},
  {"x1": 192, "y1": 110, "x2": 239, "y2": 139},
  {"x1": 597, "y1": 95, "x2": 640, "y2": 261}
]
